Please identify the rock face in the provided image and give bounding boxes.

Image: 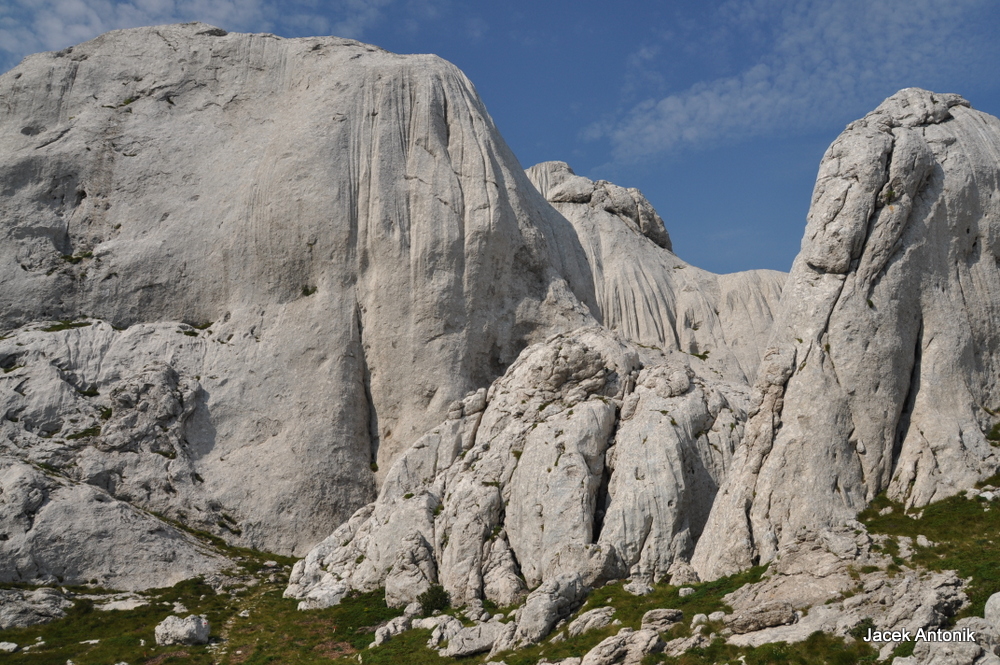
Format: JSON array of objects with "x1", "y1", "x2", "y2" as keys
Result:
[
  {"x1": 527, "y1": 162, "x2": 785, "y2": 386},
  {"x1": 2, "y1": 24, "x2": 788, "y2": 595},
  {"x1": 0, "y1": 587, "x2": 72, "y2": 630},
  {"x1": 285, "y1": 326, "x2": 759, "y2": 612},
  {"x1": 285, "y1": 328, "x2": 638, "y2": 609},
  {"x1": 0, "y1": 455, "x2": 224, "y2": 589},
  {"x1": 693, "y1": 88, "x2": 1000, "y2": 580},
  {"x1": 0, "y1": 22, "x2": 594, "y2": 557}
]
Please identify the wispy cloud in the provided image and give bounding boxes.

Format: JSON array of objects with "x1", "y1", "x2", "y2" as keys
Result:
[
  {"x1": 0, "y1": 0, "x2": 401, "y2": 71},
  {"x1": 596, "y1": 0, "x2": 998, "y2": 161}
]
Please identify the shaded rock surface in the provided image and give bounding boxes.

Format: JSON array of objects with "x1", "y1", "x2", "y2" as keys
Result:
[
  {"x1": 0, "y1": 455, "x2": 225, "y2": 589},
  {"x1": 0, "y1": 587, "x2": 71, "y2": 630}
]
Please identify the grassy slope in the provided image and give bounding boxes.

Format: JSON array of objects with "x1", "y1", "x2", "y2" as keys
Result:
[
  {"x1": 5, "y1": 475, "x2": 997, "y2": 665},
  {"x1": 858, "y1": 473, "x2": 1000, "y2": 619}
]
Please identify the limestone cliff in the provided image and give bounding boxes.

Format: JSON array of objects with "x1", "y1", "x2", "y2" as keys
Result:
[
  {"x1": 0, "y1": 22, "x2": 785, "y2": 589},
  {"x1": 0, "y1": 22, "x2": 595, "y2": 562},
  {"x1": 692, "y1": 89, "x2": 1000, "y2": 580}
]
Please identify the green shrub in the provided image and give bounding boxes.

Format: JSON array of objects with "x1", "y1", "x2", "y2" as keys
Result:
[{"x1": 417, "y1": 584, "x2": 450, "y2": 616}]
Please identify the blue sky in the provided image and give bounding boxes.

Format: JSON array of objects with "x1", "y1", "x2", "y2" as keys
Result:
[{"x1": 3, "y1": 1, "x2": 999, "y2": 273}]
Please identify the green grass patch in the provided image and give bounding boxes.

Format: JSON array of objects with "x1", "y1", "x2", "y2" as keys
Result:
[
  {"x1": 220, "y1": 588, "x2": 403, "y2": 663},
  {"x1": 60, "y1": 252, "x2": 93, "y2": 264},
  {"x1": 646, "y1": 631, "x2": 877, "y2": 664},
  {"x1": 987, "y1": 423, "x2": 1000, "y2": 445},
  {"x1": 41, "y1": 320, "x2": 92, "y2": 332},
  {"x1": 0, "y1": 578, "x2": 233, "y2": 665},
  {"x1": 66, "y1": 426, "x2": 101, "y2": 440},
  {"x1": 859, "y1": 488, "x2": 1000, "y2": 618},
  {"x1": 0, "y1": 522, "x2": 337, "y2": 665}
]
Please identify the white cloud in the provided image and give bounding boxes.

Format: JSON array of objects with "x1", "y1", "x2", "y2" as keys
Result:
[{"x1": 600, "y1": 0, "x2": 998, "y2": 160}]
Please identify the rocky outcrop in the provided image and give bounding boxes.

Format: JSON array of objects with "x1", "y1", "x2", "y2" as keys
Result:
[
  {"x1": 724, "y1": 602, "x2": 796, "y2": 634},
  {"x1": 718, "y1": 523, "x2": 968, "y2": 651},
  {"x1": 567, "y1": 606, "x2": 616, "y2": 637},
  {"x1": 0, "y1": 22, "x2": 595, "y2": 557},
  {"x1": 0, "y1": 455, "x2": 224, "y2": 589},
  {"x1": 693, "y1": 88, "x2": 1000, "y2": 580},
  {"x1": 285, "y1": 328, "x2": 638, "y2": 609},
  {"x1": 154, "y1": 614, "x2": 211, "y2": 646},
  {"x1": 0, "y1": 588, "x2": 71, "y2": 630},
  {"x1": 579, "y1": 627, "x2": 664, "y2": 665},
  {"x1": 285, "y1": 326, "x2": 755, "y2": 613},
  {"x1": 640, "y1": 608, "x2": 683, "y2": 632},
  {"x1": 527, "y1": 161, "x2": 785, "y2": 385},
  {"x1": 2, "y1": 24, "x2": 787, "y2": 593},
  {"x1": 12, "y1": 25, "x2": 1000, "y2": 665}
]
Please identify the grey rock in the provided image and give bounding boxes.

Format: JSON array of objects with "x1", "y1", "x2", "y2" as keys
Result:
[
  {"x1": 720, "y1": 525, "x2": 968, "y2": 648},
  {"x1": 567, "y1": 606, "x2": 616, "y2": 637},
  {"x1": 623, "y1": 579, "x2": 653, "y2": 596},
  {"x1": 904, "y1": 640, "x2": 982, "y2": 665},
  {"x1": 287, "y1": 328, "x2": 639, "y2": 609},
  {"x1": 0, "y1": 22, "x2": 597, "y2": 561},
  {"x1": 985, "y1": 592, "x2": 1000, "y2": 629},
  {"x1": 663, "y1": 633, "x2": 711, "y2": 657},
  {"x1": 641, "y1": 608, "x2": 683, "y2": 632},
  {"x1": 515, "y1": 573, "x2": 589, "y2": 645},
  {"x1": 423, "y1": 614, "x2": 466, "y2": 649},
  {"x1": 724, "y1": 602, "x2": 796, "y2": 634},
  {"x1": 580, "y1": 627, "x2": 664, "y2": 665},
  {"x1": 598, "y1": 364, "x2": 746, "y2": 582},
  {"x1": 154, "y1": 615, "x2": 210, "y2": 646},
  {"x1": 667, "y1": 562, "x2": 700, "y2": 587},
  {"x1": 678, "y1": 587, "x2": 695, "y2": 598},
  {"x1": 691, "y1": 614, "x2": 708, "y2": 627},
  {"x1": 0, "y1": 587, "x2": 71, "y2": 629},
  {"x1": 0, "y1": 456, "x2": 225, "y2": 590},
  {"x1": 371, "y1": 615, "x2": 411, "y2": 647},
  {"x1": 527, "y1": 161, "x2": 785, "y2": 387},
  {"x1": 693, "y1": 88, "x2": 1000, "y2": 580},
  {"x1": 0, "y1": 642, "x2": 18, "y2": 653},
  {"x1": 440, "y1": 621, "x2": 508, "y2": 657}
]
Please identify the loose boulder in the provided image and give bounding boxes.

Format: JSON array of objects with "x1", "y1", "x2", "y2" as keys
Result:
[{"x1": 154, "y1": 615, "x2": 210, "y2": 646}]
